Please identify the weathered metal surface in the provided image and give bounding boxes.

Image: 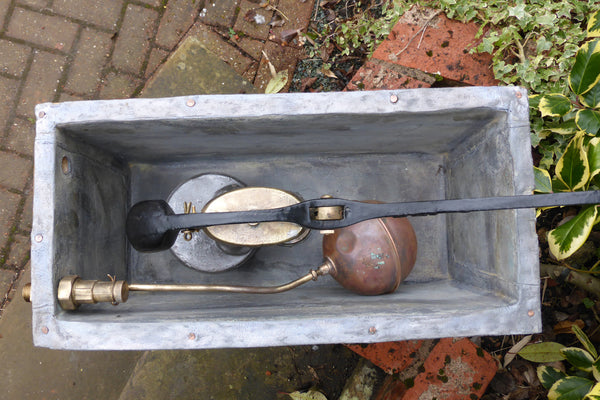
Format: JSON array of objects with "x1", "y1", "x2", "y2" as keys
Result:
[{"x1": 31, "y1": 88, "x2": 539, "y2": 350}]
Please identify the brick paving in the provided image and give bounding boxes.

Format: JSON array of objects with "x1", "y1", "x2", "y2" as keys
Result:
[{"x1": 0, "y1": 0, "x2": 316, "y2": 317}]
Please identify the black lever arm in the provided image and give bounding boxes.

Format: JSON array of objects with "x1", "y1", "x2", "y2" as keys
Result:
[{"x1": 126, "y1": 191, "x2": 600, "y2": 252}]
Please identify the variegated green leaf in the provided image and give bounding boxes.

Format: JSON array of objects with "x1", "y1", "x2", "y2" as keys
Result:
[
  {"x1": 588, "y1": 138, "x2": 600, "y2": 183},
  {"x1": 518, "y1": 342, "x2": 565, "y2": 362},
  {"x1": 549, "y1": 120, "x2": 580, "y2": 135},
  {"x1": 593, "y1": 358, "x2": 600, "y2": 382},
  {"x1": 580, "y1": 83, "x2": 600, "y2": 109},
  {"x1": 570, "y1": 39, "x2": 600, "y2": 95},
  {"x1": 549, "y1": 377, "x2": 594, "y2": 400},
  {"x1": 572, "y1": 325, "x2": 598, "y2": 359},
  {"x1": 529, "y1": 93, "x2": 542, "y2": 109},
  {"x1": 553, "y1": 178, "x2": 571, "y2": 192},
  {"x1": 540, "y1": 94, "x2": 573, "y2": 117},
  {"x1": 588, "y1": 10, "x2": 600, "y2": 38},
  {"x1": 555, "y1": 133, "x2": 590, "y2": 191},
  {"x1": 577, "y1": 109, "x2": 600, "y2": 135},
  {"x1": 538, "y1": 366, "x2": 568, "y2": 390},
  {"x1": 560, "y1": 347, "x2": 595, "y2": 371},
  {"x1": 586, "y1": 383, "x2": 600, "y2": 400},
  {"x1": 548, "y1": 206, "x2": 598, "y2": 260},
  {"x1": 534, "y1": 167, "x2": 553, "y2": 193}
]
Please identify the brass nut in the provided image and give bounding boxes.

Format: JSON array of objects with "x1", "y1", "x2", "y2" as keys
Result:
[
  {"x1": 22, "y1": 282, "x2": 32, "y2": 302},
  {"x1": 57, "y1": 275, "x2": 129, "y2": 310}
]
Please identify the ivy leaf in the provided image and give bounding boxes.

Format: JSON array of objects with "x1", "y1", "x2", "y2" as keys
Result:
[
  {"x1": 580, "y1": 83, "x2": 600, "y2": 108},
  {"x1": 537, "y1": 366, "x2": 567, "y2": 390},
  {"x1": 588, "y1": 10, "x2": 600, "y2": 38},
  {"x1": 548, "y1": 377, "x2": 594, "y2": 400},
  {"x1": 537, "y1": 36, "x2": 553, "y2": 53},
  {"x1": 569, "y1": 39, "x2": 600, "y2": 95},
  {"x1": 534, "y1": 167, "x2": 553, "y2": 193},
  {"x1": 508, "y1": 3, "x2": 529, "y2": 20},
  {"x1": 288, "y1": 389, "x2": 328, "y2": 400},
  {"x1": 518, "y1": 342, "x2": 565, "y2": 362},
  {"x1": 576, "y1": 109, "x2": 600, "y2": 135},
  {"x1": 588, "y1": 137, "x2": 600, "y2": 182},
  {"x1": 555, "y1": 133, "x2": 589, "y2": 191},
  {"x1": 539, "y1": 94, "x2": 573, "y2": 117},
  {"x1": 548, "y1": 206, "x2": 598, "y2": 260}
]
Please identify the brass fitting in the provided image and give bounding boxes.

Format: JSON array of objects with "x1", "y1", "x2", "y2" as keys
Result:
[
  {"x1": 57, "y1": 275, "x2": 129, "y2": 310},
  {"x1": 22, "y1": 283, "x2": 31, "y2": 302}
]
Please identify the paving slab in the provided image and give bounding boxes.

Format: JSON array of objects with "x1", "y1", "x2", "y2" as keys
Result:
[
  {"x1": 346, "y1": 60, "x2": 433, "y2": 91},
  {"x1": 119, "y1": 344, "x2": 358, "y2": 400},
  {"x1": 142, "y1": 35, "x2": 258, "y2": 97},
  {"x1": 187, "y1": 22, "x2": 255, "y2": 75},
  {"x1": 0, "y1": 265, "x2": 143, "y2": 400},
  {"x1": 0, "y1": 76, "x2": 19, "y2": 129}
]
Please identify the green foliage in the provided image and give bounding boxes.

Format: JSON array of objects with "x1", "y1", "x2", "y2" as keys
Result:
[
  {"x1": 306, "y1": 1, "x2": 406, "y2": 64},
  {"x1": 523, "y1": 327, "x2": 600, "y2": 400},
  {"x1": 529, "y1": 14, "x2": 600, "y2": 261},
  {"x1": 518, "y1": 342, "x2": 566, "y2": 363}
]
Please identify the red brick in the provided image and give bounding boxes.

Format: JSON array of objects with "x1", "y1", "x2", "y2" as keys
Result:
[
  {"x1": 401, "y1": 338, "x2": 497, "y2": 400},
  {"x1": 270, "y1": 0, "x2": 314, "y2": 43},
  {"x1": 17, "y1": 0, "x2": 49, "y2": 9},
  {"x1": 65, "y1": 27, "x2": 113, "y2": 95},
  {"x1": 374, "y1": 375, "x2": 409, "y2": 400},
  {"x1": 99, "y1": 72, "x2": 140, "y2": 99},
  {"x1": 156, "y1": 0, "x2": 202, "y2": 50},
  {"x1": 0, "y1": 152, "x2": 31, "y2": 191},
  {"x1": 52, "y1": 0, "x2": 122, "y2": 31},
  {"x1": 0, "y1": 0, "x2": 10, "y2": 26},
  {"x1": 145, "y1": 48, "x2": 169, "y2": 78},
  {"x1": 112, "y1": 4, "x2": 159, "y2": 75},
  {"x1": 201, "y1": 0, "x2": 240, "y2": 28},
  {"x1": 254, "y1": 40, "x2": 300, "y2": 91},
  {"x1": 0, "y1": 188, "x2": 20, "y2": 250},
  {"x1": 0, "y1": 40, "x2": 31, "y2": 77},
  {"x1": 233, "y1": 0, "x2": 273, "y2": 41},
  {"x1": 16, "y1": 51, "x2": 66, "y2": 116},
  {"x1": 0, "y1": 77, "x2": 19, "y2": 131},
  {"x1": 346, "y1": 60, "x2": 433, "y2": 91},
  {"x1": 6, "y1": 234, "x2": 29, "y2": 268},
  {"x1": 21, "y1": 191, "x2": 32, "y2": 233},
  {"x1": 6, "y1": 8, "x2": 79, "y2": 52},
  {"x1": 346, "y1": 341, "x2": 426, "y2": 374},
  {"x1": 4, "y1": 118, "x2": 35, "y2": 157},
  {"x1": 372, "y1": 6, "x2": 497, "y2": 86},
  {"x1": 235, "y1": 36, "x2": 265, "y2": 61}
]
